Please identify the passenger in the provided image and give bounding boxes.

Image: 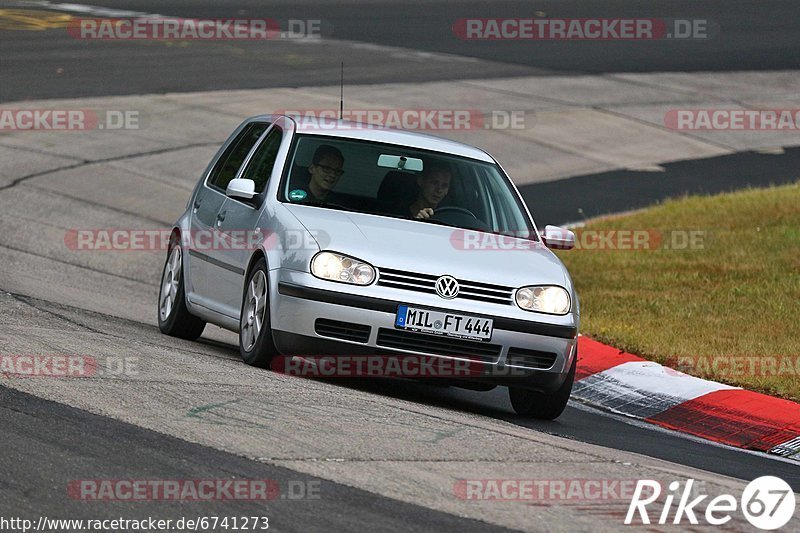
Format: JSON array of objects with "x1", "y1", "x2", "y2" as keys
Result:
[{"x1": 293, "y1": 145, "x2": 345, "y2": 203}]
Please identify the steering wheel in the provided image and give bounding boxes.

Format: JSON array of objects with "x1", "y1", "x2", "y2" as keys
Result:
[
  {"x1": 431, "y1": 206, "x2": 478, "y2": 219},
  {"x1": 429, "y1": 206, "x2": 491, "y2": 231}
]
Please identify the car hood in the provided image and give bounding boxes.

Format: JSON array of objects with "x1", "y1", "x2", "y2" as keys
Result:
[{"x1": 283, "y1": 204, "x2": 568, "y2": 288}]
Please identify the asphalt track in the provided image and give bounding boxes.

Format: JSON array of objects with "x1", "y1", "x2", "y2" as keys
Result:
[
  {"x1": 0, "y1": 385, "x2": 506, "y2": 533},
  {"x1": 2, "y1": 1, "x2": 800, "y2": 531},
  {"x1": 1, "y1": 292, "x2": 798, "y2": 529},
  {"x1": 519, "y1": 146, "x2": 800, "y2": 225},
  {"x1": 2, "y1": 0, "x2": 800, "y2": 101}
]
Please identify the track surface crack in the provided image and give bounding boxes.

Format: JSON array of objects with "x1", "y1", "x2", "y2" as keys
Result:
[{"x1": 0, "y1": 141, "x2": 218, "y2": 193}]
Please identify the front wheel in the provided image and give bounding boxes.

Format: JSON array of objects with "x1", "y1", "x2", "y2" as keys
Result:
[
  {"x1": 158, "y1": 242, "x2": 206, "y2": 340},
  {"x1": 239, "y1": 258, "x2": 278, "y2": 368},
  {"x1": 508, "y1": 350, "x2": 576, "y2": 420}
]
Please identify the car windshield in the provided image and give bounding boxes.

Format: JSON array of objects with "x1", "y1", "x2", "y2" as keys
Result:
[{"x1": 280, "y1": 134, "x2": 537, "y2": 239}]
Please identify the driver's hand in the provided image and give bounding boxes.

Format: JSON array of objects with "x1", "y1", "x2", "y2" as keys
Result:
[{"x1": 414, "y1": 207, "x2": 434, "y2": 219}]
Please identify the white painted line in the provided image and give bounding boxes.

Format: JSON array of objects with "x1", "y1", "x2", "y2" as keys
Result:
[
  {"x1": 605, "y1": 361, "x2": 737, "y2": 400},
  {"x1": 15, "y1": 1, "x2": 479, "y2": 64},
  {"x1": 17, "y1": 1, "x2": 162, "y2": 18},
  {"x1": 573, "y1": 360, "x2": 737, "y2": 419},
  {"x1": 770, "y1": 436, "x2": 800, "y2": 458}
]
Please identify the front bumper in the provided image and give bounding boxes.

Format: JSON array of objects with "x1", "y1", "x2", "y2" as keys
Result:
[{"x1": 270, "y1": 271, "x2": 578, "y2": 393}]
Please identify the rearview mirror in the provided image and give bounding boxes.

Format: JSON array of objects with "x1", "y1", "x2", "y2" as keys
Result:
[
  {"x1": 378, "y1": 154, "x2": 423, "y2": 172},
  {"x1": 226, "y1": 178, "x2": 256, "y2": 200},
  {"x1": 542, "y1": 225, "x2": 575, "y2": 250}
]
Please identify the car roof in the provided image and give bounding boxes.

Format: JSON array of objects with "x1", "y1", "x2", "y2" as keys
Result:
[{"x1": 250, "y1": 114, "x2": 496, "y2": 163}]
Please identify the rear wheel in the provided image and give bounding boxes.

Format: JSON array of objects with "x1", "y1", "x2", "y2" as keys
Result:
[
  {"x1": 158, "y1": 242, "x2": 206, "y2": 340},
  {"x1": 509, "y1": 350, "x2": 576, "y2": 420},
  {"x1": 239, "y1": 258, "x2": 278, "y2": 368}
]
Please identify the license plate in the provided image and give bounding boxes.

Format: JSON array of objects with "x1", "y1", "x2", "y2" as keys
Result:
[{"x1": 395, "y1": 305, "x2": 493, "y2": 342}]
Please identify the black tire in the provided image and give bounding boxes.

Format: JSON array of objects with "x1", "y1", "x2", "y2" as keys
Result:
[
  {"x1": 509, "y1": 350, "x2": 576, "y2": 420},
  {"x1": 239, "y1": 257, "x2": 279, "y2": 368},
  {"x1": 158, "y1": 241, "x2": 206, "y2": 340}
]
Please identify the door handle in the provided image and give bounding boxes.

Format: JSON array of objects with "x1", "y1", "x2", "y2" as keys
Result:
[
  {"x1": 193, "y1": 199, "x2": 201, "y2": 210},
  {"x1": 216, "y1": 211, "x2": 226, "y2": 223}
]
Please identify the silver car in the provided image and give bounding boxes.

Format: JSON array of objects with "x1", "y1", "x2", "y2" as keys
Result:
[{"x1": 158, "y1": 114, "x2": 579, "y2": 419}]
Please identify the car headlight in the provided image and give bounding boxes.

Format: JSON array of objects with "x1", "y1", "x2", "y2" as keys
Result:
[
  {"x1": 515, "y1": 286, "x2": 571, "y2": 315},
  {"x1": 311, "y1": 251, "x2": 376, "y2": 285}
]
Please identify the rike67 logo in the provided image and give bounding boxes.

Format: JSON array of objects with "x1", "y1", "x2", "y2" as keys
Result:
[{"x1": 626, "y1": 476, "x2": 796, "y2": 530}]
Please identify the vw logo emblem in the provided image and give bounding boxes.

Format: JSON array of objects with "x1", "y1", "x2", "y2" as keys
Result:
[{"x1": 435, "y1": 275, "x2": 459, "y2": 299}]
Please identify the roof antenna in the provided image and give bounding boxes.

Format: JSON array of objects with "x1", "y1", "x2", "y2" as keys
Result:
[{"x1": 339, "y1": 61, "x2": 344, "y2": 120}]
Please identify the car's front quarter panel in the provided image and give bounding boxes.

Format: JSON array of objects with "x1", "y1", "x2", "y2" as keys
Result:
[
  {"x1": 259, "y1": 203, "x2": 321, "y2": 274},
  {"x1": 543, "y1": 246, "x2": 580, "y2": 325}
]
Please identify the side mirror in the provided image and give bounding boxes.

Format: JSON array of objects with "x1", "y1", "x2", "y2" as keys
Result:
[
  {"x1": 226, "y1": 178, "x2": 256, "y2": 200},
  {"x1": 542, "y1": 225, "x2": 575, "y2": 250}
]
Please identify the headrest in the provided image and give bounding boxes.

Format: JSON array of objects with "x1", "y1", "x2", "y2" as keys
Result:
[{"x1": 377, "y1": 170, "x2": 418, "y2": 206}]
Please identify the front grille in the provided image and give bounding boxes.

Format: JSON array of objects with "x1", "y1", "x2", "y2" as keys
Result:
[
  {"x1": 506, "y1": 347, "x2": 557, "y2": 369},
  {"x1": 376, "y1": 328, "x2": 502, "y2": 363},
  {"x1": 314, "y1": 319, "x2": 371, "y2": 343},
  {"x1": 377, "y1": 267, "x2": 514, "y2": 305}
]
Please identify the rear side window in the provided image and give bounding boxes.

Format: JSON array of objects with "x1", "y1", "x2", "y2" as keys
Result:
[
  {"x1": 208, "y1": 122, "x2": 269, "y2": 191},
  {"x1": 239, "y1": 126, "x2": 283, "y2": 193}
]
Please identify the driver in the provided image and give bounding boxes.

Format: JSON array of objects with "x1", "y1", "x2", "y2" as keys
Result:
[{"x1": 408, "y1": 163, "x2": 451, "y2": 219}]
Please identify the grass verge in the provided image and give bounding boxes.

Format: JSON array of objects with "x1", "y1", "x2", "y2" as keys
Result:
[{"x1": 556, "y1": 182, "x2": 800, "y2": 401}]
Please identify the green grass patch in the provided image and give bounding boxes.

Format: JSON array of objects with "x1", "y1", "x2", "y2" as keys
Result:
[{"x1": 557, "y1": 182, "x2": 800, "y2": 401}]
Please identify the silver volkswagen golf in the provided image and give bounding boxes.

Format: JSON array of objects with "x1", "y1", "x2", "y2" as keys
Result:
[{"x1": 158, "y1": 114, "x2": 579, "y2": 419}]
